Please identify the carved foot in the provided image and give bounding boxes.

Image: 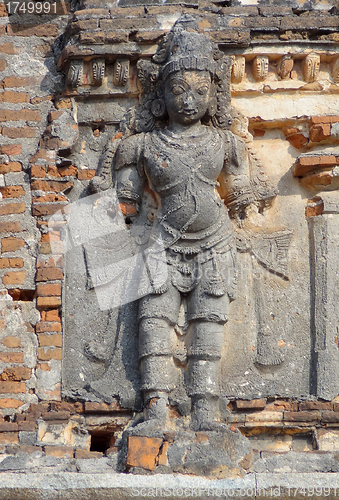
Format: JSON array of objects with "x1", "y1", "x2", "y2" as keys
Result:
[{"x1": 190, "y1": 395, "x2": 223, "y2": 431}]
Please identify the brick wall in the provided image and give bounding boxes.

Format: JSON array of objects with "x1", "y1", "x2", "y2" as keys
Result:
[{"x1": 1, "y1": 0, "x2": 339, "y2": 472}]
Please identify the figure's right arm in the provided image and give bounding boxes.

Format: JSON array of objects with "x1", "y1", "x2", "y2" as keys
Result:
[{"x1": 115, "y1": 134, "x2": 145, "y2": 217}]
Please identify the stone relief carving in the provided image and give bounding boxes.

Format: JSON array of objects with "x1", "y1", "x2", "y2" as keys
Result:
[
  {"x1": 84, "y1": 15, "x2": 278, "y2": 432},
  {"x1": 92, "y1": 59, "x2": 105, "y2": 86},
  {"x1": 303, "y1": 53, "x2": 320, "y2": 83},
  {"x1": 113, "y1": 59, "x2": 130, "y2": 87},
  {"x1": 231, "y1": 56, "x2": 245, "y2": 84},
  {"x1": 331, "y1": 56, "x2": 339, "y2": 83},
  {"x1": 252, "y1": 55, "x2": 269, "y2": 82},
  {"x1": 277, "y1": 54, "x2": 294, "y2": 80},
  {"x1": 67, "y1": 60, "x2": 83, "y2": 88}
]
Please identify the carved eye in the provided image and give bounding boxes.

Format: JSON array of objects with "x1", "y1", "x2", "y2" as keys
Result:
[
  {"x1": 172, "y1": 85, "x2": 185, "y2": 95},
  {"x1": 197, "y1": 85, "x2": 209, "y2": 95}
]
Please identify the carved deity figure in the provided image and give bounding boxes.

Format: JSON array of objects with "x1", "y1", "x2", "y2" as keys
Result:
[{"x1": 91, "y1": 15, "x2": 257, "y2": 431}]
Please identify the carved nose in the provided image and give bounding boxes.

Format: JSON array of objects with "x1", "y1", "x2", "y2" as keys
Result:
[{"x1": 184, "y1": 93, "x2": 194, "y2": 105}]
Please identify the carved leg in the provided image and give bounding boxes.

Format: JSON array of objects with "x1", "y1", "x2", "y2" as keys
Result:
[
  {"x1": 139, "y1": 317, "x2": 177, "y2": 423},
  {"x1": 187, "y1": 320, "x2": 224, "y2": 430}
]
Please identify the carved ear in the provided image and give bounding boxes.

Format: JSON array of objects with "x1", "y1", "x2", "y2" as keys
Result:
[
  {"x1": 208, "y1": 97, "x2": 217, "y2": 117},
  {"x1": 151, "y1": 98, "x2": 166, "y2": 118}
]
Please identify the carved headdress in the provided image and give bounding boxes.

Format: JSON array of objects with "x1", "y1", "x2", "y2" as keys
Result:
[
  {"x1": 135, "y1": 14, "x2": 232, "y2": 132},
  {"x1": 90, "y1": 15, "x2": 233, "y2": 192}
]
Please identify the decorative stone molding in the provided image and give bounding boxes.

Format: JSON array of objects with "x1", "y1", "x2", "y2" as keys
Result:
[
  {"x1": 113, "y1": 59, "x2": 130, "y2": 87},
  {"x1": 66, "y1": 60, "x2": 84, "y2": 88},
  {"x1": 277, "y1": 54, "x2": 294, "y2": 80},
  {"x1": 231, "y1": 56, "x2": 245, "y2": 84},
  {"x1": 331, "y1": 57, "x2": 339, "y2": 84},
  {"x1": 303, "y1": 53, "x2": 320, "y2": 83},
  {"x1": 252, "y1": 56, "x2": 269, "y2": 82},
  {"x1": 92, "y1": 59, "x2": 105, "y2": 86}
]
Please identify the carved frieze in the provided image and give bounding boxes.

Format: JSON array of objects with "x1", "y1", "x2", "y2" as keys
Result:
[
  {"x1": 67, "y1": 60, "x2": 83, "y2": 88},
  {"x1": 231, "y1": 56, "x2": 245, "y2": 84},
  {"x1": 252, "y1": 56, "x2": 269, "y2": 82},
  {"x1": 113, "y1": 59, "x2": 130, "y2": 87},
  {"x1": 331, "y1": 56, "x2": 339, "y2": 84},
  {"x1": 277, "y1": 54, "x2": 294, "y2": 80},
  {"x1": 303, "y1": 53, "x2": 320, "y2": 83},
  {"x1": 92, "y1": 59, "x2": 105, "y2": 86}
]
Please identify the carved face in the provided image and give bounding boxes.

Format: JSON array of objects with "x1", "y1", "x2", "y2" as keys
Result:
[{"x1": 164, "y1": 70, "x2": 211, "y2": 126}]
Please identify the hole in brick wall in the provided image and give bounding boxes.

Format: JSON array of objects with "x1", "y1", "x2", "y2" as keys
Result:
[
  {"x1": 8, "y1": 289, "x2": 35, "y2": 301},
  {"x1": 90, "y1": 432, "x2": 115, "y2": 453}
]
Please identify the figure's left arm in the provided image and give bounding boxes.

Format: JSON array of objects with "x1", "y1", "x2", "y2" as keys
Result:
[{"x1": 218, "y1": 132, "x2": 254, "y2": 221}]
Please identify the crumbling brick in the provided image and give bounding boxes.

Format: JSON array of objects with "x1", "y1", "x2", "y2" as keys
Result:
[
  {"x1": 1, "y1": 367, "x2": 31, "y2": 381},
  {"x1": 0, "y1": 162, "x2": 22, "y2": 174},
  {"x1": 77, "y1": 169, "x2": 96, "y2": 180},
  {"x1": 0, "y1": 186, "x2": 25, "y2": 198},
  {"x1": 126, "y1": 436, "x2": 163, "y2": 471}
]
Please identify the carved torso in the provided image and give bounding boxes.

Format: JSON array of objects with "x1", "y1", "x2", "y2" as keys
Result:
[{"x1": 144, "y1": 127, "x2": 227, "y2": 234}]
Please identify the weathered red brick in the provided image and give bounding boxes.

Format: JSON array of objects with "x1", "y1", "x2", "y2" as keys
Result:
[
  {"x1": 0, "y1": 186, "x2": 25, "y2": 198},
  {"x1": 284, "y1": 411, "x2": 321, "y2": 422},
  {"x1": 74, "y1": 449, "x2": 103, "y2": 459},
  {"x1": 286, "y1": 133, "x2": 308, "y2": 149},
  {"x1": 1, "y1": 76, "x2": 35, "y2": 88},
  {"x1": 2, "y1": 270, "x2": 27, "y2": 285},
  {"x1": 0, "y1": 381, "x2": 26, "y2": 393},
  {"x1": 236, "y1": 399, "x2": 267, "y2": 411},
  {"x1": 84, "y1": 400, "x2": 122, "y2": 413},
  {"x1": 0, "y1": 202, "x2": 25, "y2": 215},
  {"x1": 310, "y1": 116, "x2": 339, "y2": 126},
  {"x1": 0, "y1": 432, "x2": 19, "y2": 444},
  {"x1": 0, "y1": 162, "x2": 22, "y2": 174},
  {"x1": 126, "y1": 436, "x2": 163, "y2": 471},
  {"x1": 44, "y1": 445, "x2": 73, "y2": 458},
  {"x1": 0, "y1": 422, "x2": 18, "y2": 432},
  {"x1": 36, "y1": 268, "x2": 64, "y2": 281},
  {"x1": 31, "y1": 179, "x2": 73, "y2": 193},
  {"x1": 309, "y1": 124, "x2": 331, "y2": 142},
  {"x1": 41, "y1": 310, "x2": 60, "y2": 322},
  {"x1": 36, "y1": 283, "x2": 61, "y2": 297},
  {"x1": 77, "y1": 169, "x2": 96, "y2": 180},
  {"x1": 7, "y1": 24, "x2": 59, "y2": 37},
  {"x1": 321, "y1": 411, "x2": 339, "y2": 423},
  {"x1": 1, "y1": 336, "x2": 21, "y2": 348},
  {"x1": 37, "y1": 297, "x2": 62, "y2": 309},
  {"x1": 1, "y1": 367, "x2": 31, "y2": 381},
  {"x1": 2, "y1": 127, "x2": 38, "y2": 139},
  {"x1": 0, "y1": 91, "x2": 29, "y2": 103},
  {"x1": 0, "y1": 353, "x2": 23, "y2": 363},
  {"x1": 0, "y1": 398, "x2": 23, "y2": 408},
  {"x1": 38, "y1": 334, "x2": 62, "y2": 347},
  {"x1": 1, "y1": 237, "x2": 25, "y2": 253},
  {"x1": 299, "y1": 401, "x2": 332, "y2": 411},
  {"x1": 0, "y1": 222, "x2": 21, "y2": 233},
  {"x1": 37, "y1": 347, "x2": 62, "y2": 360},
  {"x1": 31, "y1": 165, "x2": 46, "y2": 178},
  {"x1": 0, "y1": 144, "x2": 21, "y2": 155},
  {"x1": 0, "y1": 109, "x2": 41, "y2": 122},
  {"x1": 0, "y1": 43, "x2": 17, "y2": 55}
]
